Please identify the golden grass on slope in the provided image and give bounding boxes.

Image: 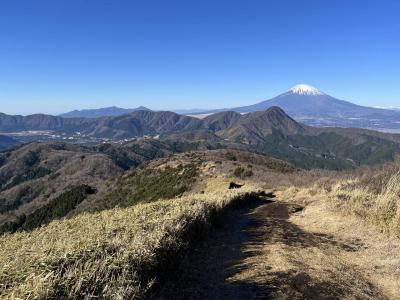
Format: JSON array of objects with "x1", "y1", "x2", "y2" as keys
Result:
[
  {"x1": 373, "y1": 170, "x2": 400, "y2": 235},
  {"x1": 0, "y1": 183, "x2": 259, "y2": 299},
  {"x1": 280, "y1": 164, "x2": 400, "y2": 238}
]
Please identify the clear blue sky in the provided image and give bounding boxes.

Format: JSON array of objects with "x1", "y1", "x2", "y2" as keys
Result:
[{"x1": 0, "y1": 0, "x2": 399, "y2": 115}]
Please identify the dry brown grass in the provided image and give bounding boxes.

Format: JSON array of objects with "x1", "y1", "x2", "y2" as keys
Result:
[
  {"x1": 271, "y1": 161, "x2": 400, "y2": 298},
  {"x1": 373, "y1": 170, "x2": 400, "y2": 235},
  {"x1": 0, "y1": 181, "x2": 260, "y2": 299},
  {"x1": 279, "y1": 159, "x2": 400, "y2": 238},
  {"x1": 290, "y1": 199, "x2": 400, "y2": 298}
]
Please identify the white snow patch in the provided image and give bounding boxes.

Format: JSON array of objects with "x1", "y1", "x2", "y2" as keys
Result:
[{"x1": 289, "y1": 84, "x2": 324, "y2": 96}]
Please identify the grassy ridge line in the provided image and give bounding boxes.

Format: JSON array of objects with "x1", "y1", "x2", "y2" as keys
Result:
[{"x1": 0, "y1": 185, "x2": 262, "y2": 299}]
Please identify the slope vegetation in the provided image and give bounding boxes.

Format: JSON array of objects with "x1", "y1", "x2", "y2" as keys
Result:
[{"x1": 0, "y1": 140, "x2": 176, "y2": 231}]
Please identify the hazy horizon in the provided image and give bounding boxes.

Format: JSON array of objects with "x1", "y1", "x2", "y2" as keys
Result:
[{"x1": 1, "y1": 82, "x2": 399, "y2": 116}]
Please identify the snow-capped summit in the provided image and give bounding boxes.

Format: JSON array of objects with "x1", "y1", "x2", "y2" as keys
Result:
[{"x1": 289, "y1": 84, "x2": 324, "y2": 96}]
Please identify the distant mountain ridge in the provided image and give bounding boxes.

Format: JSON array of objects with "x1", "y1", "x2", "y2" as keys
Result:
[
  {"x1": 59, "y1": 106, "x2": 151, "y2": 118},
  {"x1": 2, "y1": 107, "x2": 400, "y2": 143},
  {"x1": 0, "y1": 110, "x2": 204, "y2": 138},
  {"x1": 1, "y1": 106, "x2": 400, "y2": 169},
  {"x1": 56, "y1": 85, "x2": 400, "y2": 131}
]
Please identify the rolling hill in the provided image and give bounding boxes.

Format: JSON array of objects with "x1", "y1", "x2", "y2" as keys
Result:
[
  {"x1": 0, "y1": 110, "x2": 204, "y2": 138},
  {"x1": 0, "y1": 112, "x2": 94, "y2": 133},
  {"x1": 0, "y1": 139, "x2": 180, "y2": 232},
  {"x1": 215, "y1": 107, "x2": 307, "y2": 144},
  {"x1": 207, "y1": 107, "x2": 400, "y2": 169}
]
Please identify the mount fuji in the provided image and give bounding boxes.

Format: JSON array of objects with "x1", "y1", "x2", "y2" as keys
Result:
[
  {"x1": 194, "y1": 84, "x2": 400, "y2": 131},
  {"x1": 230, "y1": 84, "x2": 393, "y2": 116}
]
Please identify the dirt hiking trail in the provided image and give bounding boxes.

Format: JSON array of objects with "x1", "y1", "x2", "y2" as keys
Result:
[{"x1": 150, "y1": 194, "x2": 396, "y2": 299}]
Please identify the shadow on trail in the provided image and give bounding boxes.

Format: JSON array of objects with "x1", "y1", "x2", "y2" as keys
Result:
[{"x1": 149, "y1": 195, "x2": 380, "y2": 300}]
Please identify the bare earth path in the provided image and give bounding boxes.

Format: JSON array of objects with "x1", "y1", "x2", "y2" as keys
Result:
[{"x1": 150, "y1": 196, "x2": 389, "y2": 299}]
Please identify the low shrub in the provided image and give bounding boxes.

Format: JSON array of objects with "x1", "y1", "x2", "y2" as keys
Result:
[
  {"x1": 0, "y1": 185, "x2": 96, "y2": 234},
  {"x1": 233, "y1": 166, "x2": 253, "y2": 179},
  {"x1": 0, "y1": 166, "x2": 51, "y2": 192},
  {"x1": 226, "y1": 152, "x2": 237, "y2": 161},
  {"x1": 98, "y1": 163, "x2": 199, "y2": 210}
]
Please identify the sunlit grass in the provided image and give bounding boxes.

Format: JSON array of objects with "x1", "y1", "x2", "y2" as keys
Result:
[
  {"x1": 0, "y1": 182, "x2": 259, "y2": 299},
  {"x1": 280, "y1": 164, "x2": 400, "y2": 238}
]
